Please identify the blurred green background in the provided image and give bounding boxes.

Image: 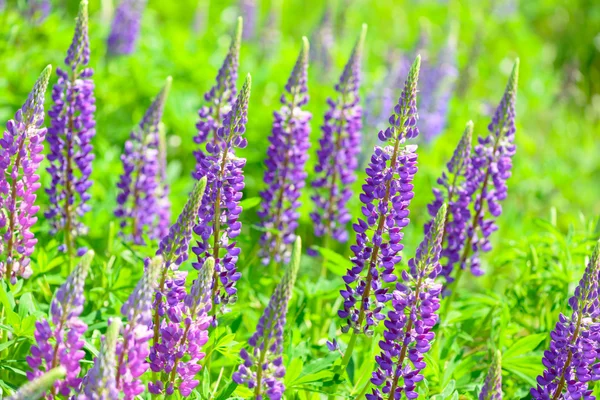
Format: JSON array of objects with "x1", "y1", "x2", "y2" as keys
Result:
[{"x1": 1, "y1": 0, "x2": 600, "y2": 398}]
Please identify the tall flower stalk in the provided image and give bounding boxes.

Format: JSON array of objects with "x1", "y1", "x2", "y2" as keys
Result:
[
  {"x1": 480, "y1": 350, "x2": 502, "y2": 400},
  {"x1": 149, "y1": 257, "x2": 214, "y2": 397},
  {"x1": 443, "y1": 59, "x2": 519, "y2": 308},
  {"x1": 115, "y1": 77, "x2": 172, "y2": 245},
  {"x1": 530, "y1": 240, "x2": 600, "y2": 399},
  {"x1": 310, "y1": 25, "x2": 366, "y2": 252},
  {"x1": 425, "y1": 121, "x2": 473, "y2": 285},
  {"x1": 107, "y1": 0, "x2": 147, "y2": 55},
  {"x1": 46, "y1": 0, "x2": 95, "y2": 259},
  {"x1": 116, "y1": 256, "x2": 162, "y2": 399},
  {"x1": 26, "y1": 250, "x2": 94, "y2": 398},
  {"x1": 191, "y1": 74, "x2": 252, "y2": 316},
  {"x1": 257, "y1": 37, "x2": 310, "y2": 266},
  {"x1": 233, "y1": 237, "x2": 302, "y2": 399},
  {"x1": 335, "y1": 57, "x2": 421, "y2": 378},
  {"x1": 0, "y1": 64, "x2": 52, "y2": 283},
  {"x1": 192, "y1": 16, "x2": 242, "y2": 175},
  {"x1": 368, "y1": 204, "x2": 446, "y2": 400}
]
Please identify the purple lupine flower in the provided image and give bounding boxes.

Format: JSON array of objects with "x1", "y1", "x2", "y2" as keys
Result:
[
  {"x1": 148, "y1": 257, "x2": 213, "y2": 397},
  {"x1": 26, "y1": 250, "x2": 93, "y2": 398},
  {"x1": 26, "y1": 0, "x2": 51, "y2": 24},
  {"x1": 156, "y1": 126, "x2": 170, "y2": 241},
  {"x1": 424, "y1": 121, "x2": 473, "y2": 285},
  {"x1": 0, "y1": 65, "x2": 51, "y2": 283},
  {"x1": 115, "y1": 77, "x2": 172, "y2": 245},
  {"x1": 107, "y1": 0, "x2": 147, "y2": 55},
  {"x1": 310, "y1": 25, "x2": 366, "y2": 250},
  {"x1": 239, "y1": 0, "x2": 256, "y2": 40},
  {"x1": 531, "y1": 240, "x2": 600, "y2": 399},
  {"x1": 45, "y1": 0, "x2": 95, "y2": 257},
  {"x1": 455, "y1": 60, "x2": 519, "y2": 278},
  {"x1": 233, "y1": 238, "x2": 301, "y2": 399},
  {"x1": 257, "y1": 38, "x2": 310, "y2": 265},
  {"x1": 151, "y1": 177, "x2": 207, "y2": 346},
  {"x1": 115, "y1": 256, "x2": 161, "y2": 399},
  {"x1": 368, "y1": 204, "x2": 447, "y2": 400},
  {"x1": 480, "y1": 350, "x2": 502, "y2": 400},
  {"x1": 191, "y1": 74, "x2": 251, "y2": 315},
  {"x1": 309, "y1": 5, "x2": 334, "y2": 77},
  {"x1": 192, "y1": 17, "x2": 242, "y2": 171},
  {"x1": 80, "y1": 318, "x2": 122, "y2": 400},
  {"x1": 8, "y1": 367, "x2": 66, "y2": 400},
  {"x1": 338, "y1": 56, "x2": 421, "y2": 335}
]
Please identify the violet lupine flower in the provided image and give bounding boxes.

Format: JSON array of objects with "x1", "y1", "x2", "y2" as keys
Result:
[
  {"x1": 310, "y1": 25, "x2": 366, "y2": 250},
  {"x1": 26, "y1": 0, "x2": 51, "y2": 24},
  {"x1": 191, "y1": 74, "x2": 252, "y2": 315},
  {"x1": 26, "y1": 250, "x2": 93, "y2": 398},
  {"x1": 0, "y1": 65, "x2": 51, "y2": 283},
  {"x1": 115, "y1": 256, "x2": 161, "y2": 399},
  {"x1": 257, "y1": 37, "x2": 310, "y2": 265},
  {"x1": 148, "y1": 257, "x2": 214, "y2": 397},
  {"x1": 80, "y1": 318, "x2": 122, "y2": 400},
  {"x1": 531, "y1": 240, "x2": 600, "y2": 399},
  {"x1": 368, "y1": 204, "x2": 447, "y2": 400},
  {"x1": 239, "y1": 0, "x2": 256, "y2": 39},
  {"x1": 192, "y1": 16, "x2": 242, "y2": 171},
  {"x1": 8, "y1": 367, "x2": 66, "y2": 400},
  {"x1": 457, "y1": 60, "x2": 519, "y2": 277},
  {"x1": 424, "y1": 121, "x2": 473, "y2": 284},
  {"x1": 233, "y1": 237, "x2": 301, "y2": 399},
  {"x1": 338, "y1": 56, "x2": 421, "y2": 335},
  {"x1": 480, "y1": 350, "x2": 502, "y2": 400},
  {"x1": 115, "y1": 77, "x2": 172, "y2": 245},
  {"x1": 45, "y1": 0, "x2": 95, "y2": 257},
  {"x1": 107, "y1": 0, "x2": 147, "y2": 55}
]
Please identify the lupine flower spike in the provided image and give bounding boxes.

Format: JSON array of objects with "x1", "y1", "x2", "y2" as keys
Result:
[
  {"x1": 27, "y1": 250, "x2": 93, "y2": 398},
  {"x1": 192, "y1": 16, "x2": 243, "y2": 174},
  {"x1": 480, "y1": 350, "x2": 502, "y2": 400},
  {"x1": 310, "y1": 24, "x2": 366, "y2": 251},
  {"x1": 192, "y1": 74, "x2": 252, "y2": 316},
  {"x1": 448, "y1": 59, "x2": 519, "y2": 284},
  {"x1": 149, "y1": 257, "x2": 214, "y2": 397},
  {"x1": 80, "y1": 318, "x2": 122, "y2": 399},
  {"x1": 116, "y1": 256, "x2": 162, "y2": 399},
  {"x1": 8, "y1": 367, "x2": 66, "y2": 400},
  {"x1": 0, "y1": 65, "x2": 52, "y2": 283},
  {"x1": 151, "y1": 177, "x2": 207, "y2": 346},
  {"x1": 233, "y1": 237, "x2": 302, "y2": 400},
  {"x1": 115, "y1": 77, "x2": 172, "y2": 245},
  {"x1": 107, "y1": 0, "x2": 147, "y2": 55},
  {"x1": 425, "y1": 121, "x2": 473, "y2": 285},
  {"x1": 26, "y1": 0, "x2": 51, "y2": 24},
  {"x1": 257, "y1": 37, "x2": 311, "y2": 265},
  {"x1": 46, "y1": 0, "x2": 95, "y2": 258},
  {"x1": 368, "y1": 204, "x2": 447, "y2": 400},
  {"x1": 239, "y1": 0, "x2": 256, "y2": 39},
  {"x1": 531, "y1": 240, "x2": 600, "y2": 399},
  {"x1": 338, "y1": 55, "x2": 421, "y2": 336}
]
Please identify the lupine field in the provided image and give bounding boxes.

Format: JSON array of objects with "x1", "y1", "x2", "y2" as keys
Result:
[{"x1": 1, "y1": 0, "x2": 600, "y2": 399}]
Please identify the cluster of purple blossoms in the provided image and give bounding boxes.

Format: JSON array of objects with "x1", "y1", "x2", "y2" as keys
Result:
[
  {"x1": 26, "y1": 0, "x2": 51, "y2": 24},
  {"x1": 425, "y1": 121, "x2": 473, "y2": 284},
  {"x1": 27, "y1": 250, "x2": 93, "y2": 398},
  {"x1": 115, "y1": 77, "x2": 172, "y2": 245},
  {"x1": 310, "y1": 25, "x2": 366, "y2": 249},
  {"x1": 531, "y1": 241, "x2": 600, "y2": 399},
  {"x1": 480, "y1": 350, "x2": 503, "y2": 400},
  {"x1": 79, "y1": 318, "x2": 122, "y2": 399},
  {"x1": 107, "y1": 0, "x2": 147, "y2": 55},
  {"x1": 192, "y1": 17, "x2": 242, "y2": 170},
  {"x1": 233, "y1": 238, "x2": 301, "y2": 399},
  {"x1": 0, "y1": 65, "x2": 52, "y2": 283},
  {"x1": 338, "y1": 56, "x2": 421, "y2": 335},
  {"x1": 8, "y1": 367, "x2": 66, "y2": 400},
  {"x1": 191, "y1": 74, "x2": 251, "y2": 314},
  {"x1": 368, "y1": 204, "x2": 446, "y2": 400},
  {"x1": 45, "y1": 0, "x2": 95, "y2": 257},
  {"x1": 115, "y1": 256, "x2": 161, "y2": 399},
  {"x1": 149, "y1": 258, "x2": 213, "y2": 397},
  {"x1": 257, "y1": 38, "x2": 311, "y2": 265}
]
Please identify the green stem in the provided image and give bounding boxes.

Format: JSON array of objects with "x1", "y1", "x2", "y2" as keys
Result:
[{"x1": 328, "y1": 331, "x2": 358, "y2": 399}]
